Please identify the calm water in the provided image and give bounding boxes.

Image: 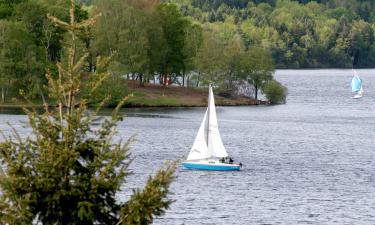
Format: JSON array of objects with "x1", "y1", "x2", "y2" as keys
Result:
[{"x1": 1, "y1": 69, "x2": 375, "y2": 224}]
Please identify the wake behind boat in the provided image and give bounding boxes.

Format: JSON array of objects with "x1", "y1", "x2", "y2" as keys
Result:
[
  {"x1": 351, "y1": 70, "x2": 363, "y2": 99},
  {"x1": 182, "y1": 84, "x2": 242, "y2": 171}
]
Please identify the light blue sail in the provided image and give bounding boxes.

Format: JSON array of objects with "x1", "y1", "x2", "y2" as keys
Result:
[{"x1": 351, "y1": 76, "x2": 362, "y2": 92}]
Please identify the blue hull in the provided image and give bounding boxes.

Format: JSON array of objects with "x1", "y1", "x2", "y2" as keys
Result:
[{"x1": 182, "y1": 162, "x2": 241, "y2": 171}]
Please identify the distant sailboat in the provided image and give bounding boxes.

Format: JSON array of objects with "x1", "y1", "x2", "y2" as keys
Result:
[
  {"x1": 182, "y1": 84, "x2": 242, "y2": 171},
  {"x1": 351, "y1": 70, "x2": 363, "y2": 99}
]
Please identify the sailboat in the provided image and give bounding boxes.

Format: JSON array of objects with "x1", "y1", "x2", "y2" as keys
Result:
[
  {"x1": 351, "y1": 70, "x2": 363, "y2": 99},
  {"x1": 182, "y1": 84, "x2": 242, "y2": 171}
]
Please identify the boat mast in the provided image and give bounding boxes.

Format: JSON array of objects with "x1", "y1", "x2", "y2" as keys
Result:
[{"x1": 206, "y1": 84, "x2": 211, "y2": 147}]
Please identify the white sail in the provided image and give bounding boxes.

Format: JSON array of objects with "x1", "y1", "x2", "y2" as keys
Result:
[
  {"x1": 183, "y1": 85, "x2": 241, "y2": 170},
  {"x1": 187, "y1": 109, "x2": 210, "y2": 160},
  {"x1": 207, "y1": 85, "x2": 228, "y2": 158},
  {"x1": 358, "y1": 86, "x2": 364, "y2": 95}
]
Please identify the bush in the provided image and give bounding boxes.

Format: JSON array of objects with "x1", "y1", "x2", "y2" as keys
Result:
[{"x1": 263, "y1": 80, "x2": 287, "y2": 104}]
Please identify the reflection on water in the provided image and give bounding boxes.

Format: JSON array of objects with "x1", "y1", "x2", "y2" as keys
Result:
[{"x1": 1, "y1": 69, "x2": 375, "y2": 224}]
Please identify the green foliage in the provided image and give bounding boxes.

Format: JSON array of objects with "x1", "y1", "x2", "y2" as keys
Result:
[
  {"x1": 237, "y1": 47, "x2": 275, "y2": 99},
  {"x1": 0, "y1": 0, "x2": 27, "y2": 19},
  {"x1": 120, "y1": 163, "x2": 176, "y2": 225},
  {"x1": 85, "y1": 73, "x2": 128, "y2": 107},
  {"x1": 0, "y1": 1, "x2": 176, "y2": 224},
  {"x1": 5, "y1": 0, "x2": 375, "y2": 107},
  {"x1": 92, "y1": 1, "x2": 196, "y2": 86},
  {"x1": 0, "y1": 0, "x2": 90, "y2": 102},
  {"x1": 154, "y1": 4, "x2": 192, "y2": 78},
  {"x1": 170, "y1": 0, "x2": 375, "y2": 69},
  {"x1": 117, "y1": 7, "x2": 150, "y2": 74},
  {"x1": 263, "y1": 80, "x2": 288, "y2": 104},
  {"x1": 0, "y1": 20, "x2": 44, "y2": 100},
  {"x1": 193, "y1": 26, "x2": 228, "y2": 84}
]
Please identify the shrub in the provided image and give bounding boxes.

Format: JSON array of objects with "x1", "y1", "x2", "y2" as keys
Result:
[{"x1": 263, "y1": 80, "x2": 288, "y2": 104}]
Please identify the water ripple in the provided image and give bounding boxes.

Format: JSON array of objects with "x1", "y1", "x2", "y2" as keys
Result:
[{"x1": 1, "y1": 69, "x2": 375, "y2": 224}]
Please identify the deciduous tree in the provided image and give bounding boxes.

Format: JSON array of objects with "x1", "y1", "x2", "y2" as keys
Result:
[{"x1": 238, "y1": 46, "x2": 274, "y2": 100}]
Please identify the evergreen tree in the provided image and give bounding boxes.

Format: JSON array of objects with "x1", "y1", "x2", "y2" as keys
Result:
[{"x1": 0, "y1": 1, "x2": 176, "y2": 224}]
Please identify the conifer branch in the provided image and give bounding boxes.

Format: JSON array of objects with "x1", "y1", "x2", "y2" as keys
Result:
[
  {"x1": 119, "y1": 161, "x2": 177, "y2": 225},
  {"x1": 70, "y1": 0, "x2": 75, "y2": 25},
  {"x1": 73, "y1": 53, "x2": 90, "y2": 74},
  {"x1": 76, "y1": 13, "x2": 102, "y2": 28},
  {"x1": 47, "y1": 14, "x2": 71, "y2": 30}
]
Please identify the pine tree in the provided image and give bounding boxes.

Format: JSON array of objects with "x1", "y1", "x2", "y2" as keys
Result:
[{"x1": 0, "y1": 1, "x2": 176, "y2": 224}]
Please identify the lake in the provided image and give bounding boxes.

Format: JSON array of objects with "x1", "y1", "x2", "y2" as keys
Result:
[{"x1": 1, "y1": 69, "x2": 375, "y2": 224}]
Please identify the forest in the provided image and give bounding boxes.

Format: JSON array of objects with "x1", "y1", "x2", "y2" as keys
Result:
[
  {"x1": 0, "y1": 0, "x2": 374, "y2": 104},
  {"x1": 170, "y1": 0, "x2": 375, "y2": 68}
]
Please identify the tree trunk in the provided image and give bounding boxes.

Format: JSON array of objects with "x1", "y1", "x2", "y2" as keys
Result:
[
  {"x1": 161, "y1": 74, "x2": 168, "y2": 86},
  {"x1": 1, "y1": 86, "x2": 4, "y2": 103},
  {"x1": 139, "y1": 73, "x2": 144, "y2": 87},
  {"x1": 164, "y1": 75, "x2": 167, "y2": 86},
  {"x1": 228, "y1": 71, "x2": 233, "y2": 90},
  {"x1": 196, "y1": 72, "x2": 201, "y2": 87},
  {"x1": 6, "y1": 79, "x2": 10, "y2": 101},
  {"x1": 182, "y1": 71, "x2": 185, "y2": 87},
  {"x1": 254, "y1": 85, "x2": 258, "y2": 101},
  {"x1": 159, "y1": 74, "x2": 163, "y2": 85}
]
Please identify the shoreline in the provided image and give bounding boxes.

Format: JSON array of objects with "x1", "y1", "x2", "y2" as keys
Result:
[
  {"x1": 0, "y1": 99, "x2": 268, "y2": 109},
  {"x1": 0, "y1": 83, "x2": 268, "y2": 109}
]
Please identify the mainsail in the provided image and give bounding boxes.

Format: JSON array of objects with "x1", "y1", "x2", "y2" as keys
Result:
[
  {"x1": 207, "y1": 85, "x2": 228, "y2": 158},
  {"x1": 187, "y1": 85, "x2": 229, "y2": 161}
]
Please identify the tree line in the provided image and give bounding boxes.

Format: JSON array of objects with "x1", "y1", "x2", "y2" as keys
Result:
[
  {"x1": 0, "y1": 0, "x2": 286, "y2": 104},
  {"x1": 172, "y1": 0, "x2": 375, "y2": 68},
  {"x1": 2, "y1": 0, "x2": 375, "y2": 104}
]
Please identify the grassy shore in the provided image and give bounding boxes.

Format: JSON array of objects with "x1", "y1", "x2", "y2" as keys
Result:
[
  {"x1": 125, "y1": 82, "x2": 266, "y2": 107},
  {"x1": 0, "y1": 83, "x2": 266, "y2": 109}
]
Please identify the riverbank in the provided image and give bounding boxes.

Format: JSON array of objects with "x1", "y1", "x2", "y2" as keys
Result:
[
  {"x1": 125, "y1": 82, "x2": 266, "y2": 107},
  {"x1": 0, "y1": 83, "x2": 266, "y2": 109}
]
